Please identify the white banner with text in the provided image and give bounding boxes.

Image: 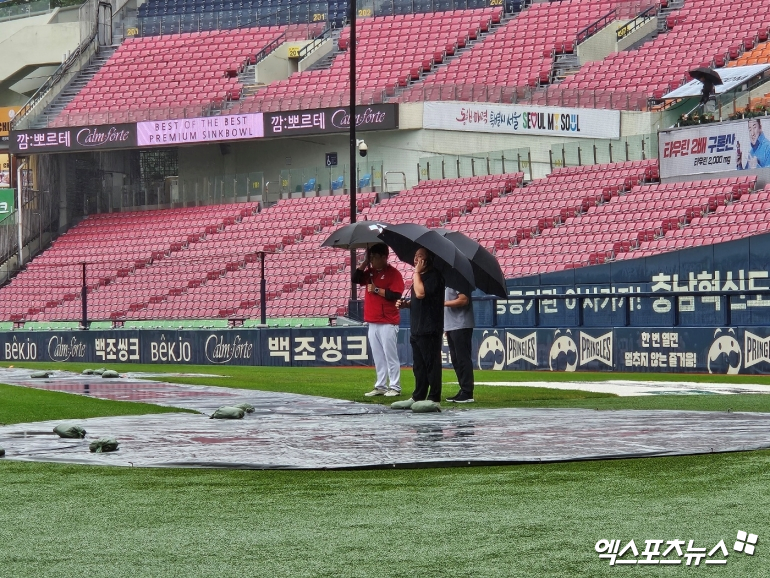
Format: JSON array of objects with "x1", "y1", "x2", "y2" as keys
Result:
[{"x1": 423, "y1": 101, "x2": 620, "y2": 139}]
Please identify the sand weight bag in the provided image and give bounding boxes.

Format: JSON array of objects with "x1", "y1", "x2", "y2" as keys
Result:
[
  {"x1": 210, "y1": 406, "x2": 246, "y2": 419},
  {"x1": 89, "y1": 438, "x2": 119, "y2": 453},
  {"x1": 53, "y1": 424, "x2": 87, "y2": 439}
]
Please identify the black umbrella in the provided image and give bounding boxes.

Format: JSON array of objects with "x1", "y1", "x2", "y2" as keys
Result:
[
  {"x1": 377, "y1": 223, "x2": 475, "y2": 294},
  {"x1": 434, "y1": 229, "x2": 508, "y2": 298},
  {"x1": 689, "y1": 67, "x2": 723, "y2": 85},
  {"x1": 321, "y1": 221, "x2": 390, "y2": 250}
]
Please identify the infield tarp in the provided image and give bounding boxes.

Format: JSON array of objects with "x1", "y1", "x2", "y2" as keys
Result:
[{"x1": 1, "y1": 368, "x2": 769, "y2": 469}]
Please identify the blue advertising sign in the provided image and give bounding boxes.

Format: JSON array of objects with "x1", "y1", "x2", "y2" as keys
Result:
[{"x1": 1, "y1": 325, "x2": 770, "y2": 374}]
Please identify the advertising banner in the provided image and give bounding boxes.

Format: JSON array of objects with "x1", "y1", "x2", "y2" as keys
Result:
[
  {"x1": 263, "y1": 104, "x2": 399, "y2": 138},
  {"x1": 2, "y1": 325, "x2": 770, "y2": 374},
  {"x1": 658, "y1": 117, "x2": 770, "y2": 178},
  {"x1": 473, "y1": 326, "x2": 766, "y2": 374},
  {"x1": 0, "y1": 153, "x2": 10, "y2": 189},
  {"x1": 0, "y1": 328, "x2": 373, "y2": 367},
  {"x1": 0, "y1": 188, "x2": 14, "y2": 222},
  {"x1": 423, "y1": 101, "x2": 621, "y2": 139},
  {"x1": 10, "y1": 124, "x2": 137, "y2": 154},
  {"x1": 136, "y1": 113, "x2": 264, "y2": 147},
  {"x1": 662, "y1": 64, "x2": 770, "y2": 99},
  {"x1": 0, "y1": 106, "x2": 18, "y2": 145}
]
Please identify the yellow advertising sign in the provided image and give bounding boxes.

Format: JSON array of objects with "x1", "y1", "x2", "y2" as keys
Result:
[
  {"x1": 0, "y1": 153, "x2": 10, "y2": 188},
  {"x1": 0, "y1": 107, "x2": 19, "y2": 138}
]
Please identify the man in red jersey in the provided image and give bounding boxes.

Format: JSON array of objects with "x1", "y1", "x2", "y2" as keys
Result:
[{"x1": 352, "y1": 243, "x2": 405, "y2": 397}]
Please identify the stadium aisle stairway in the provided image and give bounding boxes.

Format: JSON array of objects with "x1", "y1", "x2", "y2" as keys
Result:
[
  {"x1": 52, "y1": 26, "x2": 322, "y2": 126},
  {"x1": 397, "y1": 0, "x2": 644, "y2": 103},
  {"x1": 235, "y1": 8, "x2": 501, "y2": 112}
]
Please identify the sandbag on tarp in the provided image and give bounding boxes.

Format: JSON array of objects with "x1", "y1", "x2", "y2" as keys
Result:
[
  {"x1": 235, "y1": 403, "x2": 255, "y2": 414},
  {"x1": 101, "y1": 370, "x2": 120, "y2": 378},
  {"x1": 30, "y1": 371, "x2": 52, "y2": 379},
  {"x1": 92, "y1": 368, "x2": 107, "y2": 375},
  {"x1": 53, "y1": 424, "x2": 87, "y2": 439},
  {"x1": 210, "y1": 406, "x2": 246, "y2": 419},
  {"x1": 82, "y1": 369, "x2": 94, "y2": 375},
  {"x1": 89, "y1": 438, "x2": 119, "y2": 453},
  {"x1": 411, "y1": 400, "x2": 442, "y2": 413}
]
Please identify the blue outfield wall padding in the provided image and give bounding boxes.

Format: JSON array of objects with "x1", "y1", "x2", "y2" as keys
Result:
[
  {"x1": 472, "y1": 326, "x2": 753, "y2": 374},
  {"x1": 2, "y1": 325, "x2": 770, "y2": 374}
]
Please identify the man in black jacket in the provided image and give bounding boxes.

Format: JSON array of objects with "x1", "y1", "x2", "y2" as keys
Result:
[{"x1": 391, "y1": 247, "x2": 445, "y2": 411}]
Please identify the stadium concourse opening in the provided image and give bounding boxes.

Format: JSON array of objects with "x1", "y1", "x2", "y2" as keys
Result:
[{"x1": 1, "y1": 368, "x2": 770, "y2": 470}]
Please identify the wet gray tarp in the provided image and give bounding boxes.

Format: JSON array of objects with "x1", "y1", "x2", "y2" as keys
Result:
[{"x1": 1, "y1": 369, "x2": 769, "y2": 470}]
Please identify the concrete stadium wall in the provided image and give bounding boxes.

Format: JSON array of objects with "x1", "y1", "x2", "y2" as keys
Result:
[
  {"x1": 0, "y1": 19, "x2": 80, "y2": 81},
  {"x1": 0, "y1": 10, "x2": 55, "y2": 41},
  {"x1": 254, "y1": 40, "x2": 318, "y2": 85},
  {"x1": 176, "y1": 104, "x2": 663, "y2": 191},
  {"x1": 577, "y1": 16, "x2": 658, "y2": 65}
]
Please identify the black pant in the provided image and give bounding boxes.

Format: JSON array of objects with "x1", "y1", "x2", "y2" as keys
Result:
[
  {"x1": 410, "y1": 333, "x2": 443, "y2": 402},
  {"x1": 447, "y1": 328, "x2": 474, "y2": 396}
]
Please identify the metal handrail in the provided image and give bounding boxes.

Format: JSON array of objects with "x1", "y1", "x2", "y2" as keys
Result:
[
  {"x1": 10, "y1": 29, "x2": 98, "y2": 131},
  {"x1": 616, "y1": 4, "x2": 659, "y2": 40},
  {"x1": 252, "y1": 32, "x2": 285, "y2": 65},
  {"x1": 297, "y1": 23, "x2": 332, "y2": 61},
  {"x1": 575, "y1": 9, "x2": 617, "y2": 45}
]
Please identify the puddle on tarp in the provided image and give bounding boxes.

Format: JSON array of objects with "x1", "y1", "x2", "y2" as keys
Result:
[{"x1": 1, "y1": 368, "x2": 769, "y2": 470}]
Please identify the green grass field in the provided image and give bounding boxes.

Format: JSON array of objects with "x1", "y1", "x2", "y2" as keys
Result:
[{"x1": 1, "y1": 363, "x2": 769, "y2": 577}]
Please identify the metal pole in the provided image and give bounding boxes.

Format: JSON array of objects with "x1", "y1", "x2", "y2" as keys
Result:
[
  {"x1": 260, "y1": 251, "x2": 267, "y2": 325},
  {"x1": 16, "y1": 159, "x2": 26, "y2": 267},
  {"x1": 81, "y1": 262, "x2": 88, "y2": 329},
  {"x1": 349, "y1": 0, "x2": 357, "y2": 225},
  {"x1": 527, "y1": 151, "x2": 533, "y2": 181},
  {"x1": 349, "y1": 0, "x2": 357, "y2": 303}
]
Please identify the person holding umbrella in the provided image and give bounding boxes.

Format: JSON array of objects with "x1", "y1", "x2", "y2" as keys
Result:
[
  {"x1": 444, "y1": 287, "x2": 475, "y2": 403},
  {"x1": 392, "y1": 248, "x2": 446, "y2": 411},
  {"x1": 352, "y1": 243, "x2": 405, "y2": 397},
  {"x1": 689, "y1": 66, "x2": 722, "y2": 111}
]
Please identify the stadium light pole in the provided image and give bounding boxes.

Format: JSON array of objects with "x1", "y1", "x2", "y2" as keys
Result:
[{"x1": 348, "y1": 0, "x2": 357, "y2": 302}]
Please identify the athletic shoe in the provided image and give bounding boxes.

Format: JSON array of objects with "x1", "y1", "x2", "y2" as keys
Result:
[
  {"x1": 364, "y1": 389, "x2": 387, "y2": 397},
  {"x1": 390, "y1": 398, "x2": 415, "y2": 409},
  {"x1": 384, "y1": 390, "x2": 401, "y2": 397},
  {"x1": 445, "y1": 392, "x2": 462, "y2": 402},
  {"x1": 453, "y1": 392, "x2": 475, "y2": 403}
]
